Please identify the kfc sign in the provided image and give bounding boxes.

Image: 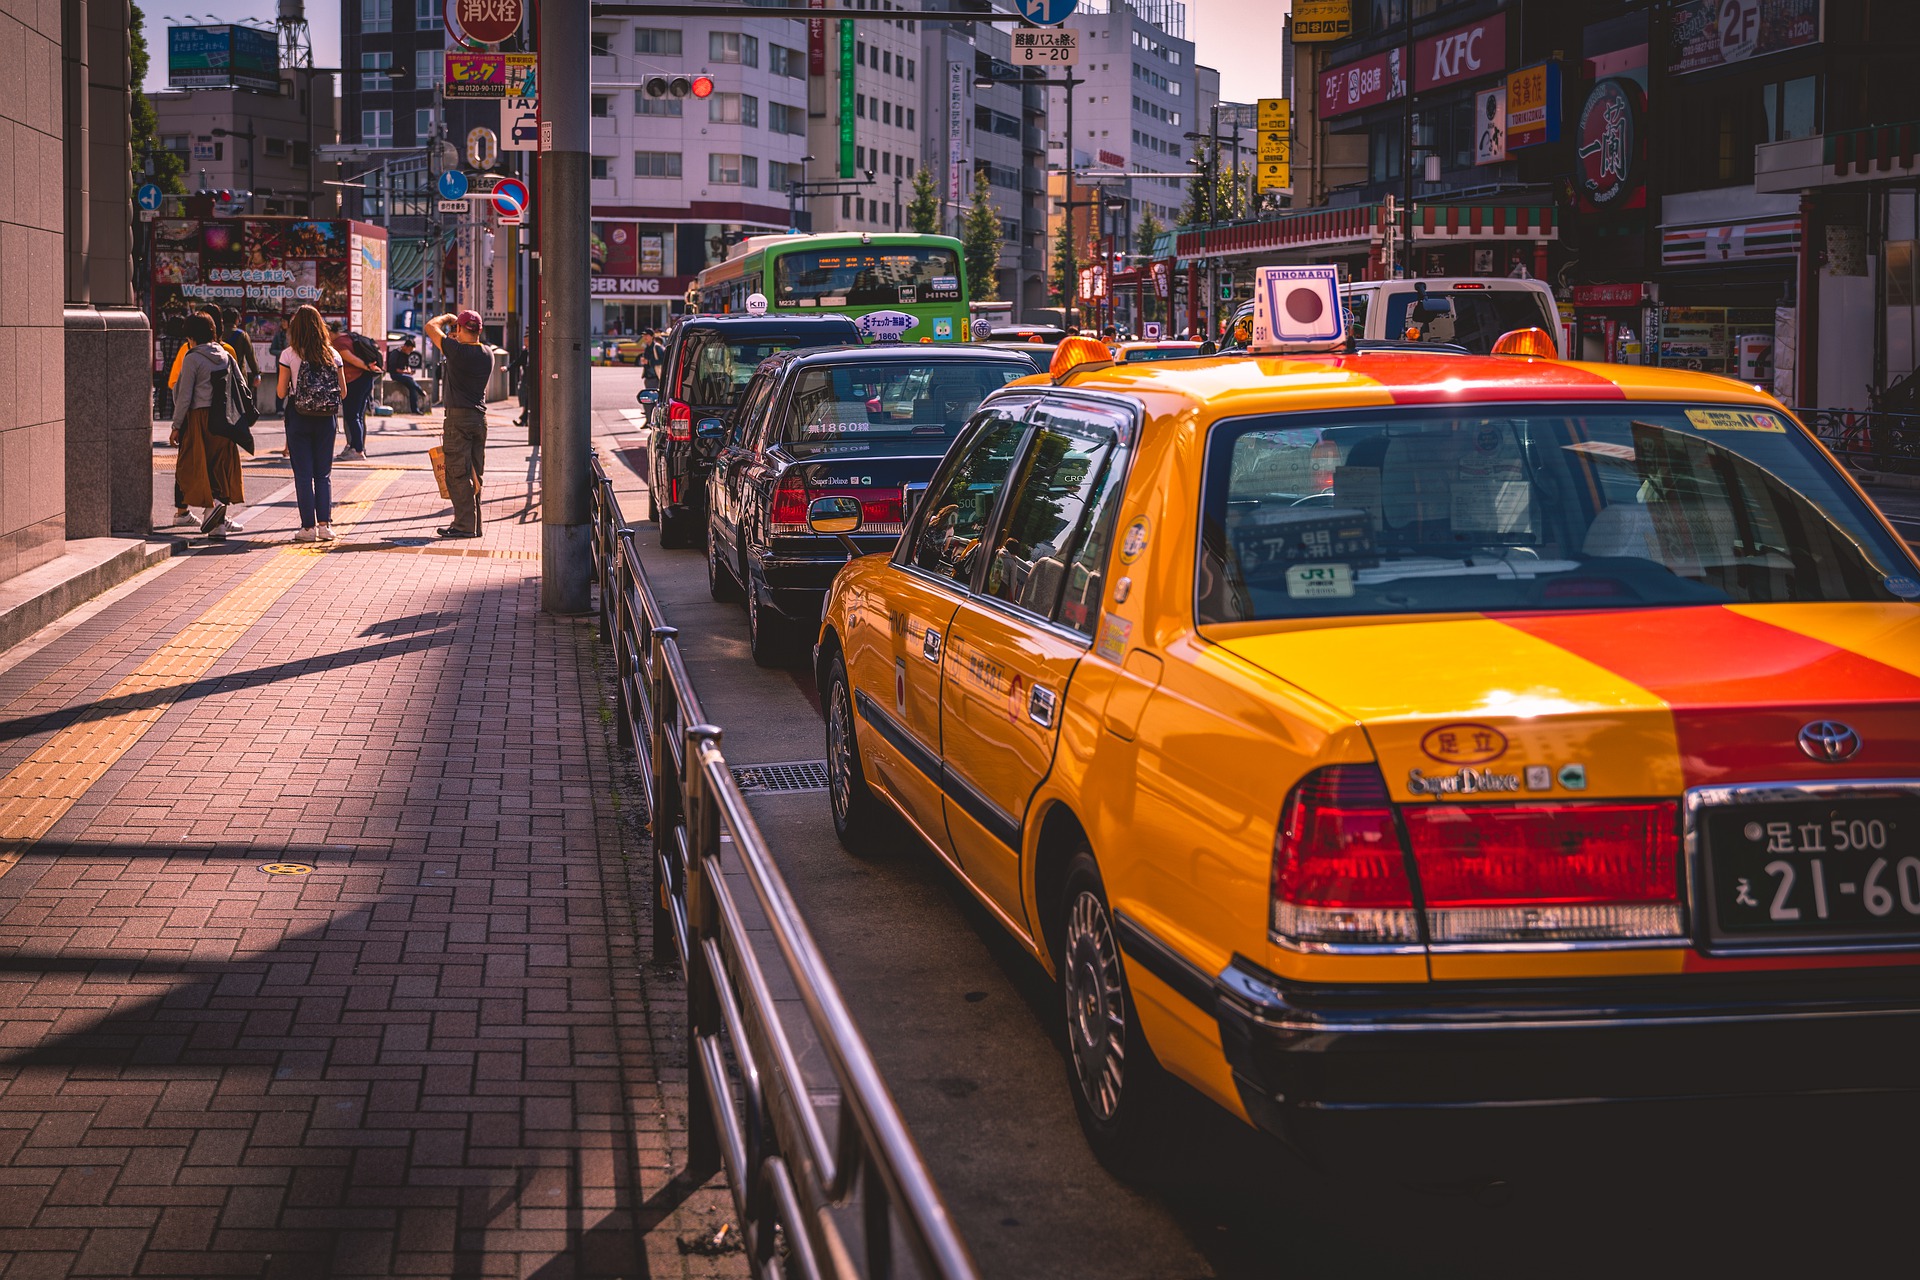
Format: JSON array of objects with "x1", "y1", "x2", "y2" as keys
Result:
[
  {"x1": 1318, "y1": 48, "x2": 1405, "y2": 119},
  {"x1": 1416, "y1": 13, "x2": 1506, "y2": 92}
]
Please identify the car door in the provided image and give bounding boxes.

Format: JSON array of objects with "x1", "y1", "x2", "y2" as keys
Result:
[
  {"x1": 711, "y1": 372, "x2": 779, "y2": 565},
  {"x1": 938, "y1": 398, "x2": 1133, "y2": 930},
  {"x1": 846, "y1": 405, "x2": 1032, "y2": 851}
]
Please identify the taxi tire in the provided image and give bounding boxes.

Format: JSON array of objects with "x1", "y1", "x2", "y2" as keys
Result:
[
  {"x1": 658, "y1": 508, "x2": 693, "y2": 550},
  {"x1": 707, "y1": 522, "x2": 743, "y2": 603},
  {"x1": 824, "y1": 655, "x2": 886, "y2": 854},
  {"x1": 747, "y1": 576, "x2": 795, "y2": 667},
  {"x1": 1059, "y1": 851, "x2": 1170, "y2": 1178}
]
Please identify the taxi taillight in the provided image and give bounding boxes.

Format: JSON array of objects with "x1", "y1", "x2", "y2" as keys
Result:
[
  {"x1": 770, "y1": 475, "x2": 905, "y2": 536},
  {"x1": 1272, "y1": 772, "x2": 1686, "y2": 949},
  {"x1": 665, "y1": 399, "x2": 693, "y2": 442}
]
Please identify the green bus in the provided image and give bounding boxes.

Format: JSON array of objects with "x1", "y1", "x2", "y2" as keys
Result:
[{"x1": 694, "y1": 232, "x2": 969, "y2": 343}]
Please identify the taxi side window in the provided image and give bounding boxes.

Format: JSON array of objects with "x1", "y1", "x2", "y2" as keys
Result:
[
  {"x1": 1055, "y1": 447, "x2": 1129, "y2": 639},
  {"x1": 910, "y1": 412, "x2": 1028, "y2": 587},
  {"x1": 735, "y1": 375, "x2": 776, "y2": 448},
  {"x1": 983, "y1": 416, "x2": 1116, "y2": 622}
]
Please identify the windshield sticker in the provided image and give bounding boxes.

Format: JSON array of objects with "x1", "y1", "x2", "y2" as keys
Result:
[
  {"x1": 1095, "y1": 614, "x2": 1132, "y2": 662},
  {"x1": 1524, "y1": 765, "x2": 1552, "y2": 791},
  {"x1": 934, "y1": 317, "x2": 953, "y2": 339},
  {"x1": 854, "y1": 310, "x2": 921, "y2": 343},
  {"x1": 1420, "y1": 722, "x2": 1507, "y2": 765},
  {"x1": 1231, "y1": 507, "x2": 1374, "y2": 578},
  {"x1": 1406, "y1": 767, "x2": 1521, "y2": 797},
  {"x1": 1285, "y1": 564, "x2": 1353, "y2": 599},
  {"x1": 1557, "y1": 763, "x2": 1589, "y2": 791},
  {"x1": 1886, "y1": 576, "x2": 1920, "y2": 599},
  {"x1": 1119, "y1": 517, "x2": 1151, "y2": 564},
  {"x1": 1685, "y1": 408, "x2": 1786, "y2": 433}
]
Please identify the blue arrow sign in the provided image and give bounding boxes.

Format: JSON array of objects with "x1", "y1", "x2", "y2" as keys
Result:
[
  {"x1": 136, "y1": 184, "x2": 162, "y2": 211},
  {"x1": 1018, "y1": 0, "x2": 1079, "y2": 25},
  {"x1": 437, "y1": 170, "x2": 469, "y2": 201}
]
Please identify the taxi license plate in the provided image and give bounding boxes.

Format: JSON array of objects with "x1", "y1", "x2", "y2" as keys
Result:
[{"x1": 1705, "y1": 798, "x2": 1920, "y2": 946}]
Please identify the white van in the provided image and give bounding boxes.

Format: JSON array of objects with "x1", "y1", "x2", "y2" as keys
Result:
[{"x1": 1341, "y1": 277, "x2": 1564, "y2": 357}]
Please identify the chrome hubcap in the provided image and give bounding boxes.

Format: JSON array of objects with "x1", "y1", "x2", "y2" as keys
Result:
[
  {"x1": 828, "y1": 684, "x2": 853, "y2": 823},
  {"x1": 1063, "y1": 890, "x2": 1126, "y2": 1122}
]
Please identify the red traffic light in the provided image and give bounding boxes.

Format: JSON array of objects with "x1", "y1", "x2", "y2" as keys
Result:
[{"x1": 690, "y1": 75, "x2": 714, "y2": 99}]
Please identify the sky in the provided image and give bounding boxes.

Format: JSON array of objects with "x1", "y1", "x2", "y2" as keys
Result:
[
  {"x1": 1188, "y1": 0, "x2": 1289, "y2": 106},
  {"x1": 139, "y1": 1, "x2": 341, "y2": 91},
  {"x1": 138, "y1": 0, "x2": 1272, "y2": 104}
]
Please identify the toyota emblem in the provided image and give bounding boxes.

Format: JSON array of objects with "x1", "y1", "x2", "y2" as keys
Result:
[{"x1": 1797, "y1": 720, "x2": 1862, "y2": 763}]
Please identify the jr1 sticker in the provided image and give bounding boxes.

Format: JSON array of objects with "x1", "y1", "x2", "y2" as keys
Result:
[
  {"x1": 1685, "y1": 408, "x2": 1786, "y2": 433},
  {"x1": 1285, "y1": 563, "x2": 1353, "y2": 599}
]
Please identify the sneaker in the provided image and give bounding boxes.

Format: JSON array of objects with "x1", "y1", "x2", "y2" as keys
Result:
[
  {"x1": 293, "y1": 527, "x2": 319, "y2": 543},
  {"x1": 316, "y1": 522, "x2": 336, "y2": 542},
  {"x1": 172, "y1": 507, "x2": 191, "y2": 525},
  {"x1": 222, "y1": 517, "x2": 245, "y2": 533},
  {"x1": 436, "y1": 525, "x2": 479, "y2": 539},
  {"x1": 339, "y1": 448, "x2": 368, "y2": 461},
  {"x1": 200, "y1": 502, "x2": 227, "y2": 534}
]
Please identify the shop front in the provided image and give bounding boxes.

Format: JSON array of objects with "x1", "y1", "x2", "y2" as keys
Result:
[
  {"x1": 590, "y1": 220, "x2": 692, "y2": 338},
  {"x1": 1570, "y1": 281, "x2": 1653, "y2": 365},
  {"x1": 1655, "y1": 209, "x2": 1801, "y2": 395}
]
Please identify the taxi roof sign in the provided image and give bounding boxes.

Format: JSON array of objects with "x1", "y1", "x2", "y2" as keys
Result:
[{"x1": 1249, "y1": 265, "x2": 1345, "y2": 354}]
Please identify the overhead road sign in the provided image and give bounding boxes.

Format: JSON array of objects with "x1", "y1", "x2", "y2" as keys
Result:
[
  {"x1": 136, "y1": 184, "x2": 163, "y2": 212},
  {"x1": 438, "y1": 170, "x2": 470, "y2": 201},
  {"x1": 491, "y1": 177, "x2": 530, "y2": 219},
  {"x1": 1012, "y1": 29, "x2": 1076, "y2": 65},
  {"x1": 1016, "y1": 0, "x2": 1079, "y2": 26}
]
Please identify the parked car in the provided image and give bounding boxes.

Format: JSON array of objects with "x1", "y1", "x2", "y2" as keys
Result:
[
  {"x1": 1341, "y1": 276, "x2": 1565, "y2": 356},
  {"x1": 706, "y1": 343, "x2": 1034, "y2": 664},
  {"x1": 643, "y1": 315, "x2": 863, "y2": 547},
  {"x1": 809, "y1": 332, "x2": 1920, "y2": 1171}
]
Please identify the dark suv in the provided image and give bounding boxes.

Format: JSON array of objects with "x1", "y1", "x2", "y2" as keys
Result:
[{"x1": 643, "y1": 315, "x2": 862, "y2": 547}]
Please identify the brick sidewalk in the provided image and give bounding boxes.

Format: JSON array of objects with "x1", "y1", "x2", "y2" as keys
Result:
[{"x1": 0, "y1": 428, "x2": 744, "y2": 1278}]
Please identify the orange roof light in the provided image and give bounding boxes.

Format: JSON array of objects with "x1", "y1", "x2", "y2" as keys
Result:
[
  {"x1": 1049, "y1": 335, "x2": 1114, "y2": 383},
  {"x1": 1492, "y1": 326, "x2": 1559, "y2": 358}
]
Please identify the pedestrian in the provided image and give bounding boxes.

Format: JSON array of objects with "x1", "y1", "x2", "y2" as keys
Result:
[
  {"x1": 169, "y1": 312, "x2": 246, "y2": 540},
  {"x1": 386, "y1": 337, "x2": 425, "y2": 414},
  {"x1": 508, "y1": 343, "x2": 528, "y2": 397},
  {"x1": 221, "y1": 307, "x2": 260, "y2": 399},
  {"x1": 427, "y1": 308, "x2": 493, "y2": 539},
  {"x1": 640, "y1": 328, "x2": 663, "y2": 392},
  {"x1": 330, "y1": 320, "x2": 377, "y2": 461},
  {"x1": 167, "y1": 304, "x2": 246, "y2": 528},
  {"x1": 278, "y1": 304, "x2": 346, "y2": 543}
]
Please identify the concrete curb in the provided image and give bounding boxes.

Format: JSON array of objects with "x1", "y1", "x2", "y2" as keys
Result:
[{"x1": 0, "y1": 536, "x2": 176, "y2": 654}]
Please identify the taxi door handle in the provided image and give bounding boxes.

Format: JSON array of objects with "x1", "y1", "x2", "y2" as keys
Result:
[
  {"x1": 923, "y1": 628, "x2": 942, "y2": 662},
  {"x1": 1028, "y1": 684, "x2": 1057, "y2": 728}
]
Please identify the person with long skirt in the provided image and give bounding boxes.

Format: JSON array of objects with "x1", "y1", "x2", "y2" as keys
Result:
[{"x1": 169, "y1": 312, "x2": 246, "y2": 540}]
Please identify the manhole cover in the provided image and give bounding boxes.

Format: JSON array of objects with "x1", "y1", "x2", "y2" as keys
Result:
[
  {"x1": 731, "y1": 760, "x2": 830, "y2": 793},
  {"x1": 260, "y1": 862, "x2": 315, "y2": 876}
]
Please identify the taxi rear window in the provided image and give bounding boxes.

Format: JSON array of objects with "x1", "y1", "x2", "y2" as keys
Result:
[{"x1": 1197, "y1": 403, "x2": 1920, "y2": 624}]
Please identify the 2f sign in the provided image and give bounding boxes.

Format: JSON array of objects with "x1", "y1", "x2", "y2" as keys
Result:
[{"x1": 1719, "y1": 0, "x2": 1761, "y2": 63}]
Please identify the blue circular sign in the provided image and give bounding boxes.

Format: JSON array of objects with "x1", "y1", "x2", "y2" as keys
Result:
[
  {"x1": 136, "y1": 184, "x2": 162, "y2": 211},
  {"x1": 437, "y1": 170, "x2": 469, "y2": 201},
  {"x1": 1018, "y1": 0, "x2": 1079, "y2": 25}
]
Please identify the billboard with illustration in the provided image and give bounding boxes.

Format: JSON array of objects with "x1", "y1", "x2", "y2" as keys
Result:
[{"x1": 150, "y1": 218, "x2": 388, "y2": 351}]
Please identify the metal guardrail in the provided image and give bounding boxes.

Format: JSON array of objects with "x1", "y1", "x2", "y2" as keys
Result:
[
  {"x1": 588, "y1": 453, "x2": 979, "y2": 1280},
  {"x1": 1797, "y1": 407, "x2": 1920, "y2": 476}
]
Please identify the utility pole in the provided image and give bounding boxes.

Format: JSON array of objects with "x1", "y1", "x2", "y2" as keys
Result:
[{"x1": 540, "y1": 0, "x2": 592, "y2": 613}]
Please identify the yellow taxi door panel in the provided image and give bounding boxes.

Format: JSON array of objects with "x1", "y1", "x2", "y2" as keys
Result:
[
  {"x1": 940, "y1": 406, "x2": 1132, "y2": 930},
  {"x1": 862, "y1": 409, "x2": 1034, "y2": 852}
]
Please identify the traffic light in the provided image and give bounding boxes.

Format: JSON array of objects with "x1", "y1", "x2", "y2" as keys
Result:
[{"x1": 645, "y1": 75, "x2": 714, "y2": 100}]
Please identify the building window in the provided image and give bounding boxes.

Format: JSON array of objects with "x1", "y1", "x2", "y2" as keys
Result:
[
  {"x1": 905, "y1": 157, "x2": 913, "y2": 177},
  {"x1": 842, "y1": 194, "x2": 851, "y2": 216},
  {"x1": 856, "y1": 145, "x2": 867, "y2": 168},
  {"x1": 415, "y1": 107, "x2": 435, "y2": 142},
  {"x1": 709, "y1": 93, "x2": 758, "y2": 127},
  {"x1": 1763, "y1": 75, "x2": 1819, "y2": 143},
  {"x1": 882, "y1": 151, "x2": 891, "y2": 173},
  {"x1": 634, "y1": 150, "x2": 682, "y2": 177},
  {"x1": 635, "y1": 27, "x2": 682, "y2": 55},
  {"x1": 771, "y1": 45, "x2": 804, "y2": 78},
  {"x1": 362, "y1": 0, "x2": 392, "y2": 33},
  {"x1": 856, "y1": 93, "x2": 866, "y2": 118},
  {"x1": 363, "y1": 109, "x2": 394, "y2": 148},
  {"x1": 592, "y1": 156, "x2": 613, "y2": 179},
  {"x1": 906, "y1": 107, "x2": 915, "y2": 131},
  {"x1": 883, "y1": 50, "x2": 892, "y2": 74},
  {"x1": 769, "y1": 160, "x2": 796, "y2": 192},
  {"x1": 291, "y1": 140, "x2": 310, "y2": 167},
  {"x1": 419, "y1": 55, "x2": 442, "y2": 90},
  {"x1": 708, "y1": 153, "x2": 757, "y2": 185},
  {"x1": 907, "y1": 58, "x2": 915, "y2": 80},
  {"x1": 710, "y1": 32, "x2": 759, "y2": 67},
  {"x1": 591, "y1": 31, "x2": 612, "y2": 56},
  {"x1": 264, "y1": 136, "x2": 288, "y2": 158},
  {"x1": 635, "y1": 93, "x2": 684, "y2": 117},
  {"x1": 362, "y1": 52, "x2": 392, "y2": 92},
  {"x1": 882, "y1": 101, "x2": 892, "y2": 125},
  {"x1": 414, "y1": 0, "x2": 440, "y2": 22},
  {"x1": 592, "y1": 94, "x2": 612, "y2": 118},
  {"x1": 857, "y1": 40, "x2": 867, "y2": 65},
  {"x1": 857, "y1": 196, "x2": 866, "y2": 220},
  {"x1": 1367, "y1": 121, "x2": 1403, "y2": 183},
  {"x1": 769, "y1": 102, "x2": 805, "y2": 135}
]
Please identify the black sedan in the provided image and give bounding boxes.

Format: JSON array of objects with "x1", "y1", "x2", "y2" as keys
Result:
[{"x1": 706, "y1": 344, "x2": 1036, "y2": 664}]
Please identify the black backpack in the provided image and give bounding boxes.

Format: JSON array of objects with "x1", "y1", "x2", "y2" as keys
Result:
[
  {"x1": 208, "y1": 352, "x2": 259, "y2": 454},
  {"x1": 347, "y1": 332, "x2": 382, "y2": 367}
]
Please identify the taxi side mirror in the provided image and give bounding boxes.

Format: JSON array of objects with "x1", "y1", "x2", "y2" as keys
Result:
[
  {"x1": 807, "y1": 495, "x2": 862, "y2": 535},
  {"x1": 637, "y1": 389, "x2": 658, "y2": 406},
  {"x1": 696, "y1": 417, "x2": 727, "y2": 441}
]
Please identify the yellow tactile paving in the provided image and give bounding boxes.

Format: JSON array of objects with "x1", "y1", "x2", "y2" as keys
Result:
[{"x1": 0, "y1": 470, "x2": 402, "y2": 878}]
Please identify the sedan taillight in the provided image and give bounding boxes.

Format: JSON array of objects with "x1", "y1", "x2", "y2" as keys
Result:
[
  {"x1": 1271, "y1": 766, "x2": 1421, "y2": 947},
  {"x1": 665, "y1": 400, "x2": 692, "y2": 442}
]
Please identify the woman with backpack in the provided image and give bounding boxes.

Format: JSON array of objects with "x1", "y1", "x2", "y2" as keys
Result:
[
  {"x1": 277, "y1": 305, "x2": 348, "y2": 543},
  {"x1": 169, "y1": 312, "x2": 247, "y2": 539}
]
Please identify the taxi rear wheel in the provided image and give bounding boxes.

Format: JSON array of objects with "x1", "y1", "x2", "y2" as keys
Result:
[
  {"x1": 747, "y1": 576, "x2": 795, "y2": 667},
  {"x1": 706, "y1": 522, "x2": 742, "y2": 603},
  {"x1": 825, "y1": 654, "x2": 885, "y2": 853},
  {"x1": 1059, "y1": 851, "x2": 1168, "y2": 1175}
]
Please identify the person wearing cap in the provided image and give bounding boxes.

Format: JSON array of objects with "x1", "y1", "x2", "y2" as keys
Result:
[
  {"x1": 329, "y1": 320, "x2": 377, "y2": 461},
  {"x1": 426, "y1": 309, "x2": 492, "y2": 538}
]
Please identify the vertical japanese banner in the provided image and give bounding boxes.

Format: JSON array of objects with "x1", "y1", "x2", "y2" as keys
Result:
[
  {"x1": 948, "y1": 63, "x2": 966, "y2": 204},
  {"x1": 839, "y1": 20, "x2": 856, "y2": 177},
  {"x1": 808, "y1": 0, "x2": 825, "y2": 76}
]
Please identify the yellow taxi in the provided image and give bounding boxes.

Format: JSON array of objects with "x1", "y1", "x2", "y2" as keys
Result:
[{"x1": 806, "y1": 267, "x2": 1920, "y2": 1166}]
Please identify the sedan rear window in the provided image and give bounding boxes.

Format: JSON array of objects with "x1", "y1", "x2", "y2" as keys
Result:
[
  {"x1": 1198, "y1": 403, "x2": 1920, "y2": 624},
  {"x1": 782, "y1": 360, "x2": 1026, "y2": 441},
  {"x1": 1381, "y1": 288, "x2": 1556, "y2": 353},
  {"x1": 674, "y1": 328, "x2": 853, "y2": 407}
]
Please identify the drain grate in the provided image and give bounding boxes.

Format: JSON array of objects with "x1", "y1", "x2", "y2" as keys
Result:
[{"x1": 731, "y1": 760, "x2": 831, "y2": 793}]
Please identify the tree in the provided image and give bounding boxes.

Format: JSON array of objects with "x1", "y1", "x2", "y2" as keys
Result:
[
  {"x1": 906, "y1": 167, "x2": 940, "y2": 234},
  {"x1": 1136, "y1": 209, "x2": 1167, "y2": 262},
  {"x1": 130, "y1": 5, "x2": 185, "y2": 194},
  {"x1": 1177, "y1": 138, "x2": 1249, "y2": 229},
  {"x1": 1048, "y1": 216, "x2": 1076, "y2": 311},
  {"x1": 962, "y1": 169, "x2": 1001, "y2": 303}
]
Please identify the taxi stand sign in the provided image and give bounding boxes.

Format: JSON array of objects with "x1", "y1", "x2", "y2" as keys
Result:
[{"x1": 1249, "y1": 265, "x2": 1345, "y2": 354}]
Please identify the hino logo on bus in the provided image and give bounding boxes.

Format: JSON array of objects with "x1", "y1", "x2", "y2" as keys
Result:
[{"x1": 1407, "y1": 766, "x2": 1521, "y2": 796}]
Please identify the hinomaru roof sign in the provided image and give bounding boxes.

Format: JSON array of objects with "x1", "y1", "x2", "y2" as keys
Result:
[{"x1": 1249, "y1": 265, "x2": 1347, "y2": 355}]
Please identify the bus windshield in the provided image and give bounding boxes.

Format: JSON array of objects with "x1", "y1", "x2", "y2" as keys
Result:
[{"x1": 774, "y1": 246, "x2": 964, "y2": 307}]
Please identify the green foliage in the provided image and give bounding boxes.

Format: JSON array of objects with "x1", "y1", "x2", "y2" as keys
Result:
[
  {"x1": 1135, "y1": 209, "x2": 1166, "y2": 261},
  {"x1": 1049, "y1": 216, "x2": 1076, "y2": 307},
  {"x1": 131, "y1": 4, "x2": 185, "y2": 194},
  {"x1": 906, "y1": 167, "x2": 940, "y2": 235},
  {"x1": 962, "y1": 169, "x2": 1001, "y2": 303},
  {"x1": 1177, "y1": 138, "x2": 1248, "y2": 229}
]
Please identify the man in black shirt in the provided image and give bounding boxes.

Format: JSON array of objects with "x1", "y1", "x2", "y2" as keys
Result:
[
  {"x1": 426, "y1": 309, "x2": 494, "y2": 538},
  {"x1": 385, "y1": 337, "x2": 424, "y2": 414}
]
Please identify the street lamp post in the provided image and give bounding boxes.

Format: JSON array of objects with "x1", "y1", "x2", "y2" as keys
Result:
[{"x1": 977, "y1": 66, "x2": 1077, "y2": 325}]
